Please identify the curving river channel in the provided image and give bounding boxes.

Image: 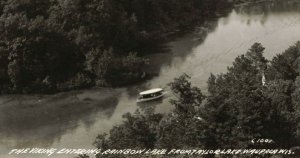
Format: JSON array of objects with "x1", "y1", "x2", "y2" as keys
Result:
[{"x1": 1, "y1": 1, "x2": 300, "y2": 158}]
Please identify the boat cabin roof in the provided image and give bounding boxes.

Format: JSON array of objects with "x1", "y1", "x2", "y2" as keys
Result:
[{"x1": 139, "y1": 88, "x2": 163, "y2": 95}]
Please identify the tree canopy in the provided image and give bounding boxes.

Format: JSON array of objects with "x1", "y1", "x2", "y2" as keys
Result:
[
  {"x1": 93, "y1": 42, "x2": 300, "y2": 158},
  {"x1": 0, "y1": 0, "x2": 232, "y2": 93}
]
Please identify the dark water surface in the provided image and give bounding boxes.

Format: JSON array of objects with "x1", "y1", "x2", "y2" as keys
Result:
[{"x1": 1, "y1": 1, "x2": 300, "y2": 158}]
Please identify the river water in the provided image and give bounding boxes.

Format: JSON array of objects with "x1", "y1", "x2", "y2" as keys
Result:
[{"x1": 1, "y1": 1, "x2": 300, "y2": 158}]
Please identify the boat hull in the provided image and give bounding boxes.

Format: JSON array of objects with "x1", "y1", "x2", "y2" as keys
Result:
[{"x1": 136, "y1": 93, "x2": 165, "y2": 103}]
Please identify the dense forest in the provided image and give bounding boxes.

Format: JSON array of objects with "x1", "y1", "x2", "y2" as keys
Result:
[
  {"x1": 0, "y1": 0, "x2": 233, "y2": 94},
  {"x1": 87, "y1": 42, "x2": 300, "y2": 158}
]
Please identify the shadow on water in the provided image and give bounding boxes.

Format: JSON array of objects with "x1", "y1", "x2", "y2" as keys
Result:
[
  {"x1": 137, "y1": 97, "x2": 163, "y2": 114},
  {"x1": 125, "y1": 18, "x2": 222, "y2": 99},
  {"x1": 235, "y1": 0, "x2": 300, "y2": 15},
  {"x1": 142, "y1": 20, "x2": 221, "y2": 78},
  {"x1": 0, "y1": 88, "x2": 120, "y2": 148},
  {"x1": 2, "y1": 0, "x2": 300, "y2": 155},
  {"x1": 242, "y1": 0, "x2": 300, "y2": 25}
]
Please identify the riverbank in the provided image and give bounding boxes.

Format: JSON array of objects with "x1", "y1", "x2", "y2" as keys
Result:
[
  {"x1": 1, "y1": 1, "x2": 300, "y2": 157},
  {"x1": 233, "y1": 0, "x2": 299, "y2": 7},
  {"x1": 0, "y1": 88, "x2": 121, "y2": 133},
  {"x1": 0, "y1": 0, "x2": 234, "y2": 94},
  {"x1": 233, "y1": 0, "x2": 275, "y2": 6}
]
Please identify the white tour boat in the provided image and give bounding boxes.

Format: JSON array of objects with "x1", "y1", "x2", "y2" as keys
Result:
[{"x1": 137, "y1": 88, "x2": 166, "y2": 103}]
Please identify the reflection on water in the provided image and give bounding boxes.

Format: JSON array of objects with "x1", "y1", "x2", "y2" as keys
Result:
[
  {"x1": 137, "y1": 97, "x2": 164, "y2": 114},
  {"x1": 0, "y1": 89, "x2": 120, "y2": 158},
  {"x1": 236, "y1": 0, "x2": 300, "y2": 15},
  {"x1": 147, "y1": 0, "x2": 300, "y2": 92},
  {"x1": 1, "y1": 1, "x2": 300, "y2": 157}
]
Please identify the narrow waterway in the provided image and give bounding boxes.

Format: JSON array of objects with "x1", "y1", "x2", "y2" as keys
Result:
[{"x1": 1, "y1": 1, "x2": 300, "y2": 158}]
